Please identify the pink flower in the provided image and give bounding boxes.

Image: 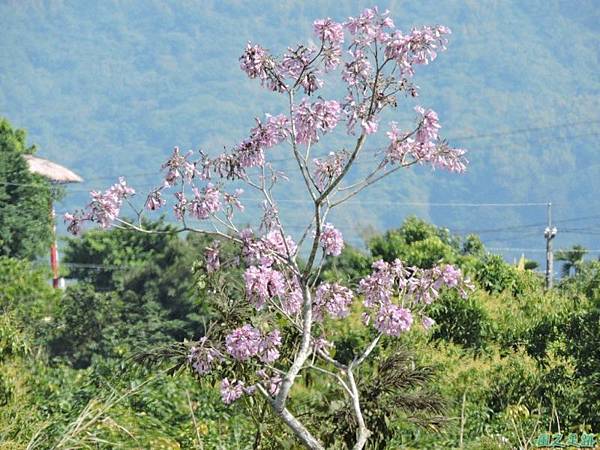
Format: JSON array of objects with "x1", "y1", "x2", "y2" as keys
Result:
[
  {"x1": 250, "y1": 114, "x2": 289, "y2": 149},
  {"x1": 342, "y1": 50, "x2": 372, "y2": 86},
  {"x1": 313, "y1": 18, "x2": 344, "y2": 72},
  {"x1": 239, "y1": 42, "x2": 285, "y2": 92},
  {"x1": 188, "y1": 338, "x2": 221, "y2": 375},
  {"x1": 319, "y1": 223, "x2": 344, "y2": 256},
  {"x1": 385, "y1": 112, "x2": 468, "y2": 173},
  {"x1": 374, "y1": 303, "x2": 413, "y2": 336},
  {"x1": 64, "y1": 212, "x2": 83, "y2": 235},
  {"x1": 188, "y1": 183, "x2": 221, "y2": 220},
  {"x1": 244, "y1": 265, "x2": 286, "y2": 309},
  {"x1": 173, "y1": 191, "x2": 187, "y2": 220},
  {"x1": 314, "y1": 282, "x2": 354, "y2": 320},
  {"x1": 205, "y1": 242, "x2": 220, "y2": 273},
  {"x1": 441, "y1": 264, "x2": 462, "y2": 288},
  {"x1": 361, "y1": 118, "x2": 379, "y2": 135},
  {"x1": 313, "y1": 151, "x2": 348, "y2": 190},
  {"x1": 385, "y1": 25, "x2": 451, "y2": 77},
  {"x1": 264, "y1": 229, "x2": 298, "y2": 260},
  {"x1": 281, "y1": 287, "x2": 303, "y2": 315},
  {"x1": 223, "y1": 188, "x2": 244, "y2": 213},
  {"x1": 220, "y1": 378, "x2": 245, "y2": 404},
  {"x1": 234, "y1": 139, "x2": 265, "y2": 168},
  {"x1": 225, "y1": 324, "x2": 262, "y2": 361},
  {"x1": 358, "y1": 260, "x2": 395, "y2": 307},
  {"x1": 258, "y1": 329, "x2": 282, "y2": 363},
  {"x1": 145, "y1": 190, "x2": 165, "y2": 211},
  {"x1": 344, "y1": 7, "x2": 393, "y2": 45},
  {"x1": 67, "y1": 177, "x2": 135, "y2": 232},
  {"x1": 161, "y1": 147, "x2": 195, "y2": 187},
  {"x1": 293, "y1": 98, "x2": 341, "y2": 145},
  {"x1": 313, "y1": 18, "x2": 344, "y2": 45},
  {"x1": 422, "y1": 316, "x2": 436, "y2": 330},
  {"x1": 257, "y1": 370, "x2": 282, "y2": 396},
  {"x1": 414, "y1": 106, "x2": 441, "y2": 144}
]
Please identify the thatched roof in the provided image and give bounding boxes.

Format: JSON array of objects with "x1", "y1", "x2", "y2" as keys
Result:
[{"x1": 24, "y1": 155, "x2": 83, "y2": 183}]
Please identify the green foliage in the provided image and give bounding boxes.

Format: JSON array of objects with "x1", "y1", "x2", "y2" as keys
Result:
[
  {"x1": 46, "y1": 284, "x2": 122, "y2": 368},
  {"x1": 0, "y1": 257, "x2": 60, "y2": 327},
  {"x1": 49, "y1": 223, "x2": 232, "y2": 366},
  {"x1": 474, "y1": 254, "x2": 531, "y2": 295},
  {"x1": 2, "y1": 217, "x2": 600, "y2": 448},
  {"x1": 556, "y1": 244, "x2": 588, "y2": 278},
  {"x1": 369, "y1": 217, "x2": 460, "y2": 268},
  {"x1": 321, "y1": 244, "x2": 373, "y2": 285},
  {"x1": 0, "y1": 118, "x2": 61, "y2": 260},
  {"x1": 429, "y1": 291, "x2": 494, "y2": 352}
]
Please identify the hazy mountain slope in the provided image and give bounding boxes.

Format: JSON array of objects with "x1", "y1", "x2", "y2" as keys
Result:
[{"x1": 1, "y1": 0, "x2": 598, "y2": 261}]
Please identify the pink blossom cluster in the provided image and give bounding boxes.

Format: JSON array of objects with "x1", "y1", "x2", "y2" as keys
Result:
[
  {"x1": 421, "y1": 316, "x2": 436, "y2": 330},
  {"x1": 239, "y1": 42, "x2": 284, "y2": 92},
  {"x1": 64, "y1": 177, "x2": 135, "y2": 234},
  {"x1": 358, "y1": 259, "x2": 408, "y2": 307},
  {"x1": 385, "y1": 106, "x2": 468, "y2": 173},
  {"x1": 240, "y1": 228, "x2": 303, "y2": 316},
  {"x1": 313, "y1": 151, "x2": 348, "y2": 190},
  {"x1": 145, "y1": 190, "x2": 166, "y2": 211},
  {"x1": 313, "y1": 18, "x2": 344, "y2": 71},
  {"x1": 256, "y1": 369, "x2": 282, "y2": 396},
  {"x1": 264, "y1": 229, "x2": 297, "y2": 260},
  {"x1": 385, "y1": 25, "x2": 451, "y2": 77},
  {"x1": 223, "y1": 188, "x2": 245, "y2": 217},
  {"x1": 280, "y1": 46, "x2": 323, "y2": 95},
  {"x1": 234, "y1": 114, "x2": 290, "y2": 169},
  {"x1": 163, "y1": 114, "x2": 288, "y2": 184},
  {"x1": 415, "y1": 106, "x2": 441, "y2": 143},
  {"x1": 293, "y1": 98, "x2": 341, "y2": 144},
  {"x1": 250, "y1": 114, "x2": 289, "y2": 149},
  {"x1": 204, "y1": 242, "x2": 220, "y2": 273},
  {"x1": 239, "y1": 228, "x2": 297, "y2": 267},
  {"x1": 441, "y1": 264, "x2": 462, "y2": 287},
  {"x1": 373, "y1": 303, "x2": 413, "y2": 336},
  {"x1": 146, "y1": 148, "x2": 248, "y2": 222},
  {"x1": 162, "y1": 147, "x2": 197, "y2": 187},
  {"x1": 280, "y1": 46, "x2": 315, "y2": 80},
  {"x1": 244, "y1": 265, "x2": 286, "y2": 309},
  {"x1": 220, "y1": 378, "x2": 246, "y2": 404},
  {"x1": 358, "y1": 259, "x2": 471, "y2": 335},
  {"x1": 281, "y1": 286, "x2": 303, "y2": 316},
  {"x1": 225, "y1": 324, "x2": 282, "y2": 364},
  {"x1": 188, "y1": 338, "x2": 222, "y2": 375},
  {"x1": 319, "y1": 223, "x2": 344, "y2": 256},
  {"x1": 341, "y1": 49, "x2": 372, "y2": 86},
  {"x1": 188, "y1": 183, "x2": 221, "y2": 220},
  {"x1": 314, "y1": 282, "x2": 354, "y2": 320},
  {"x1": 344, "y1": 7, "x2": 395, "y2": 46}
]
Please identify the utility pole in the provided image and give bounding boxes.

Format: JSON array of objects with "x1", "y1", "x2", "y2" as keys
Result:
[{"x1": 544, "y1": 202, "x2": 557, "y2": 289}]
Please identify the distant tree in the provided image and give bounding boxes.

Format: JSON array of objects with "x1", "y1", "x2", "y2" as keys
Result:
[
  {"x1": 369, "y1": 216, "x2": 460, "y2": 268},
  {"x1": 556, "y1": 245, "x2": 587, "y2": 277},
  {"x1": 462, "y1": 234, "x2": 485, "y2": 257},
  {"x1": 58, "y1": 219, "x2": 229, "y2": 364},
  {"x1": 0, "y1": 118, "x2": 60, "y2": 259}
]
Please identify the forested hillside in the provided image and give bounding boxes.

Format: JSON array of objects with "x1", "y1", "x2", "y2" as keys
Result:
[{"x1": 1, "y1": 0, "x2": 599, "y2": 263}]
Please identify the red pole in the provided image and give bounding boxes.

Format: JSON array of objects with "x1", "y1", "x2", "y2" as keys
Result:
[{"x1": 50, "y1": 201, "x2": 60, "y2": 288}]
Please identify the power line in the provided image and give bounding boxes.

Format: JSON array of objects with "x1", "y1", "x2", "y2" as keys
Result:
[
  {"x1": 448, "y1": 119, "x2": 600, "y2": 141},
  {"x1": 488, "y1": 247, "x2": 600, "y2": 254}
]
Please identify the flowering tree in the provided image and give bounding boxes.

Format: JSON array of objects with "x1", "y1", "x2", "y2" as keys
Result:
[{"x1": 67, "y1": 7, "x2": 471, "y2": 449}]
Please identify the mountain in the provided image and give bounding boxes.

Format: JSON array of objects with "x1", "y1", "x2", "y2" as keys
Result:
[{"x1": 1, "y1": 0, "x2": 599, "y2": 264}]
